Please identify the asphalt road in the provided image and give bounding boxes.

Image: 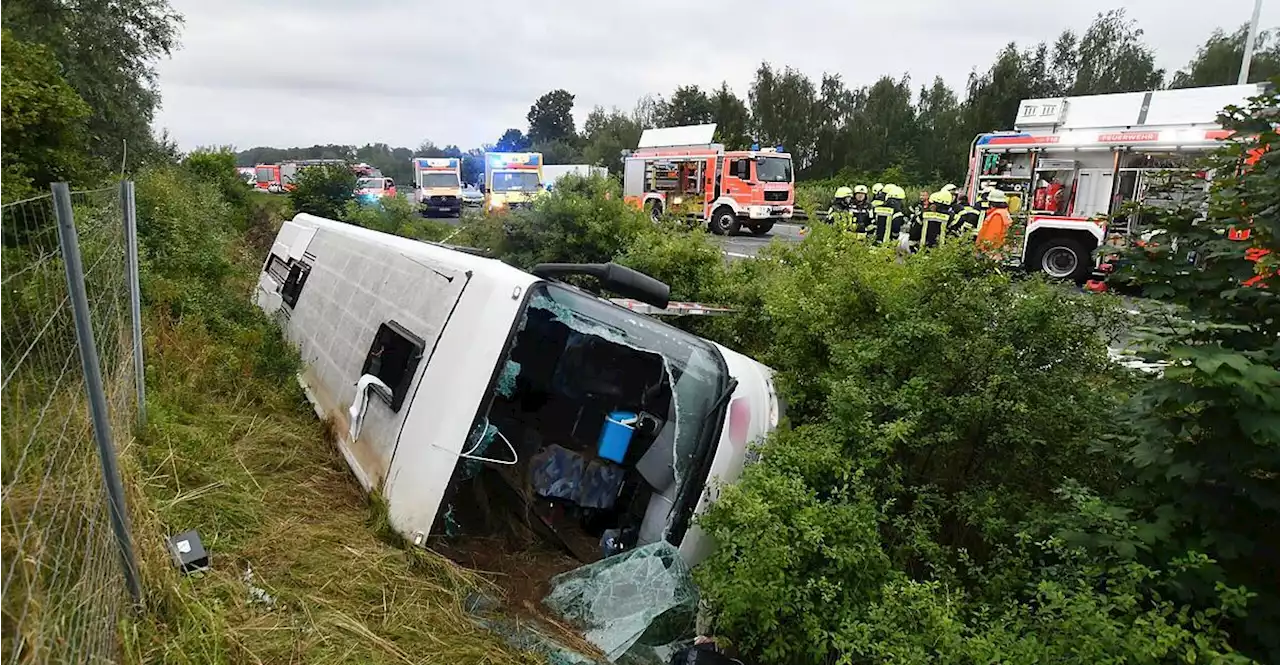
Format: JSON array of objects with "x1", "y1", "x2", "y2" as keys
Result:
[{"x1": 713, "y1": 222, "x2": 806, "y2": 259}]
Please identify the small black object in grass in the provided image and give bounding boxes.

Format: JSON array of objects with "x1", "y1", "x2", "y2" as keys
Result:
[{"x1": 167, "y1": 529, "x2": 210, "y2": 574}]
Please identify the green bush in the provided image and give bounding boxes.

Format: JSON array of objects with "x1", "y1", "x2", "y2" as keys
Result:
[
  {"x1": 616, "y1": 222, "x2": 727, "y2": 302},
  {"x1": 341, "y1": 194, "x2": 451, "y2": 241},
  {"x1": 686, "y1": 226, "x2": 1252, "y2": 663},
  {"x1": 182, "y1": 147, "x2": 249, "y2": 226},
  {"x1": 1102, "y1": 84, "x2": 1280, "y2": 662},
  {"x1": 288, "y1": 163, "x2": 356, "y2": 219},
  {"x1": 457, "y1": 173, "x2": 650, "y2": 269}
]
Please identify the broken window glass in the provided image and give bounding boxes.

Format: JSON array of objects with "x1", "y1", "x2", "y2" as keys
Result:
[{"x1": 543, "y1": 542, "x2": 699, "y2": 662}]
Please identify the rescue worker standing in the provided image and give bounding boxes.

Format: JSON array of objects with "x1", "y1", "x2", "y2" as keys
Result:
[
  {"x1": 916, "y1": 190, "x2": 953, "y2": 251},
  {"x1": 976, "y1": 189, "x2": 1013, "y2": 258},
  {"x1": 870, "y1": 183, "x2": 885, "y2": 207},
  {"x1": 850, "y1": 185, "x2": 873, "y2": 237},
  {"x1": 872, "y1": 184, "x2": 907, "y2": 246},
  {"x1": 949, "y1": 192, "x2": 981, "y2": 237},
  {"x1": 826, "y1": 186, "x2": 855, "y2": 230}
]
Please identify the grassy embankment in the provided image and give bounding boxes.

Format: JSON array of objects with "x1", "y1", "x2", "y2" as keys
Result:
[{"x1": 121, "y1": 174, "x2": 535, "y2": 664}]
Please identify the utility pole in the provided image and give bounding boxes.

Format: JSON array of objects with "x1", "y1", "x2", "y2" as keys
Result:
[{"x1": 1239, "y1": 0, "x2": 1264, "y2": 84}]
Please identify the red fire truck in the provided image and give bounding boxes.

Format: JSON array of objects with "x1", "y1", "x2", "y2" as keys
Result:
[
  {"x1": 964, "y1": 83, "x2": 1268, "y2": 281},
  {"x1": 623, "y1": 124, "x2": 794, "y2": 236},
  {"x1": 255, "y1": 159, "x2": 357, "y2": 193}
]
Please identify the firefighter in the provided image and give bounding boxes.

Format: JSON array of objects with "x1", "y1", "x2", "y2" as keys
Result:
[
  {"x1": 976, "y1": 188, "x2": 1013, "y2": 258},
  {"x1": 941, "y1": 183, "x2": 959, "y2": 213},
  {"x1": 850, "y1": 184, "x2": 874, "y2": 236},
  {"x1": 871, "y1": 184, "x2": 907, "y2": 246},
  {"x1": 870, "y1": 183, "x2": 885, "y2": 207},
  {"x1": 949, "y1": 192, "x2": 981, "y2": 237},
  {"x1": 826, "y1": 186, "x2": 855, "y2": 229},
  {"x1": 910, "y1": 189, "x2": 931, "y2": 223},
  {"x1": 915, "y1": 190, "x2": 953, "y2": 251}
]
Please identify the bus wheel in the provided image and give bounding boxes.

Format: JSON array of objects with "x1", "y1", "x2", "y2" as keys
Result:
[
  {"x1": 710, "y1": 206, "x2": 740, "y2": 235},
  {"x1": 1034, "y1": 237, "x2": 1090, "y2": 281}
]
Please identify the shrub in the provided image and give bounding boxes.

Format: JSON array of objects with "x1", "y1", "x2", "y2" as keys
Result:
[
  {"x1": 1102, "y1": 84, "x2": 1280, "y2": 662},
  {"x1": 341, "y1": 194, "x2": 451, "y2": 241},
  {"x1": 689, "y1": 227, "x2": 1218, "y2": 663},
  {"x1": 288, "y1": 163, "x2": 356, "y2": 219},
  {"x1": 616, "y1": 223, "x2": 727, "y2": 302},
  {"x1": 183, "y1": 147, "x2": 249, "y2": 226},
  {"x1": 458, "y1": 173, "x2": 650, "y2": 270}
]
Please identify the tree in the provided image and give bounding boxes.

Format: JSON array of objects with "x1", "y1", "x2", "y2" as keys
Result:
[
  {"x1": 710, "y1": 83, "x2": 751, "y2": 150},
  {"x1": 1172, "y1": 24, "x2": 1280, "y2": 88},
  {"x1": 2, "y1": 0, "x2": 182, "y2": 172},
  {"x1": 526, "y1": 89, "x2": 576, "y2": 144},
  {"x1": 530, "y1": 139, "x2": 581, "y2": 165},
  {"x1": 580, "y1": 106, "x2": 641, "y2": 175},
  {"x1": 660, "y1": 85, "x2": 715, "y2": 127},
  {"x1": 913, "y1": 77, "x2": 965, "y2": 182},
  {"x1": 749, "y1": 63, "x2": 818, "y2": 169},
  {"x1": 288, "y1": 164, "x2": 356, "y2": 220},
  {"x1": 0, "y1": 29, "x2": 92, "y2": 198},
  {"x1": 1070, "y1": 9, "x2": 1164, "y2": 94},
  {"x1": 1106, "y1": 86, "x2": 1280, "y2": 662},
  {"x1": 494, "y1": 128, "x2": 530, "y2": 152},
  {"x1": 848, "y1": 75, "x2": 918, "y2": 179}
]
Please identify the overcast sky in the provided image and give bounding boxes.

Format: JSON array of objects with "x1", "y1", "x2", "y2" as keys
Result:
[{"x1": 153, "y1": 0, "x2": 1278, "y2": 152}]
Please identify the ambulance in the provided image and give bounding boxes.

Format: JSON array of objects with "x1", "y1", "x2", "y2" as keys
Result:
[
  {"x1": 483, "y1": 152, "x2": 543, "y2": 212},
  {"x1": 254, "y1": 213, "x2": 782, "y2": 565},
  {"x1": 964, "y1": 83, "x2": 1267, "y2": 281},
  {"x1": 413, "y1": 157, "x2": 463, "y2": 217},
  {"x1": 623, "y1": 124, "x2": 794, "y2": 236}
]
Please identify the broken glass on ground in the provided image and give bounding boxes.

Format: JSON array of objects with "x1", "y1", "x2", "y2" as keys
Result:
[{"x1": 543, "y1": 541, "x2": 698, "y2": 662}]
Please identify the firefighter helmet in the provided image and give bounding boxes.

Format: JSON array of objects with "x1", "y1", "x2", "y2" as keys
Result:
[
  {"x1": 884, "y1": 184, "x2": 906, "y2": 200},
  {"x1": 929, "y1": 190, "x2": 954, "y2": 206},
  {"x1": 986, "y1": 189, "x2": 1008, "y2": 203},
  {"x1": 853, "y1": 184, "x2": 869, "y2": 194},
  {"x1": 872, "y1": 183, "x2": 884, "y2": 194},
  {"x1": 834, "y1": 186, "x2": 853, "y2": 199}
]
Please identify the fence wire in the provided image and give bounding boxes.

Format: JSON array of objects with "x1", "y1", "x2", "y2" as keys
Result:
[{"x1": 1, "y1": 185, "x2": 139, "y2": 665}]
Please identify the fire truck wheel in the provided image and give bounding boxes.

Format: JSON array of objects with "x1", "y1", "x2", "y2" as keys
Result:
[
  {"x1": 749, "y1": 222, "x2": 774, "y2": 236},
  {"x1": 648, "y1": 200, "x2": 663, "y2": 221},
  {"x1": 1032, "y1": 237, "x2": 1091, "y2": 282},
  {"x1": 710, "y1": 206, "x2": 740, "y2": 235}
]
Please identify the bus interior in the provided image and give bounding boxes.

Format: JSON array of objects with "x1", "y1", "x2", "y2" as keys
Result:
[{"x1": 435, "y1": 282, "x2": 730, "y2": 564}]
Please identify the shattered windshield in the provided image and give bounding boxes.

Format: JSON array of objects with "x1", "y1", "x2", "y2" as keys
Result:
[{"x1": 509, "y1": 283, "x2": 728, "y2": 496}]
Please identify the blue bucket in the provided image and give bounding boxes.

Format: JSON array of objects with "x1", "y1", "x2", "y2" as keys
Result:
[{"x1": 597, "y1": 411, "x2": 638, "y2": 463}]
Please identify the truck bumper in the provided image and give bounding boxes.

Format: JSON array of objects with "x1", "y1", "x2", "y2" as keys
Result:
[{"x1": 745, "y1": 205, "x2": 793, "y2": 220}]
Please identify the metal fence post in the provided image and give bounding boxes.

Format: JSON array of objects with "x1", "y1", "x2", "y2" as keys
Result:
[
  {"x1": 121, "y1": 180, "x2": 147, "y2": 428},
  {"x1": 52, "y1": 182, "x2": 142, "y2": 607}
]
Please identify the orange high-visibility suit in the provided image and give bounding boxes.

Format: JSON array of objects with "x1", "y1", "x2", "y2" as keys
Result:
[{"x1": 976, "y1": 207, "x2": 1012, "y2": 254}]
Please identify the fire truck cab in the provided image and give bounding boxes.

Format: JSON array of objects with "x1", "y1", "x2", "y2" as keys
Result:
[
  {"x1": 966, "y1": 83, "x2": 1267, "y2": 281},
  {"x1": 624, "y1": 124, "x2": 794, "y2": 236}
]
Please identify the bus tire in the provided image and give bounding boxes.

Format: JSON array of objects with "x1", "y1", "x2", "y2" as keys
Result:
[
  {"x1": 1032, "y1": 236, "x2": 1092, "y2": 282},
  {"x1": 710, "y1": 206, "x2": 739, "y2": 235}
]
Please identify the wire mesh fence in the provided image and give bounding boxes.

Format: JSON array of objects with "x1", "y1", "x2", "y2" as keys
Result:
[{"x1": 2, "y1": 183, "x2": 142, "y2": 664}]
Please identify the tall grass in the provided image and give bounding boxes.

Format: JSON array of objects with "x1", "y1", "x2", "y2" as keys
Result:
[{"x1": 123, "y1": 168, "x2": 534, "y2": 664}]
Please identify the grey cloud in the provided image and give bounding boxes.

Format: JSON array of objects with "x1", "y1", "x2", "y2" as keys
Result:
[{"x1": 154, "y1": 0, "x2": 1278, "y2": 151}]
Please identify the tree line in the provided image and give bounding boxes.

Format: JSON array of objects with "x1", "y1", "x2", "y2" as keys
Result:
[{"x1": 230, "y1": 10, "x2": 1279, "y2": 192}]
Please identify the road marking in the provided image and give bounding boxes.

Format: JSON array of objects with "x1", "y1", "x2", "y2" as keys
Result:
[{"x1": 723, "y1": 251, "x2": 754, "y2": 259}]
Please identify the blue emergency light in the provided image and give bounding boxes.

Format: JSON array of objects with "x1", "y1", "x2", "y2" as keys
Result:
[{"x1": 751, "y1": 143, "x2": 760, "y2": 151}]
